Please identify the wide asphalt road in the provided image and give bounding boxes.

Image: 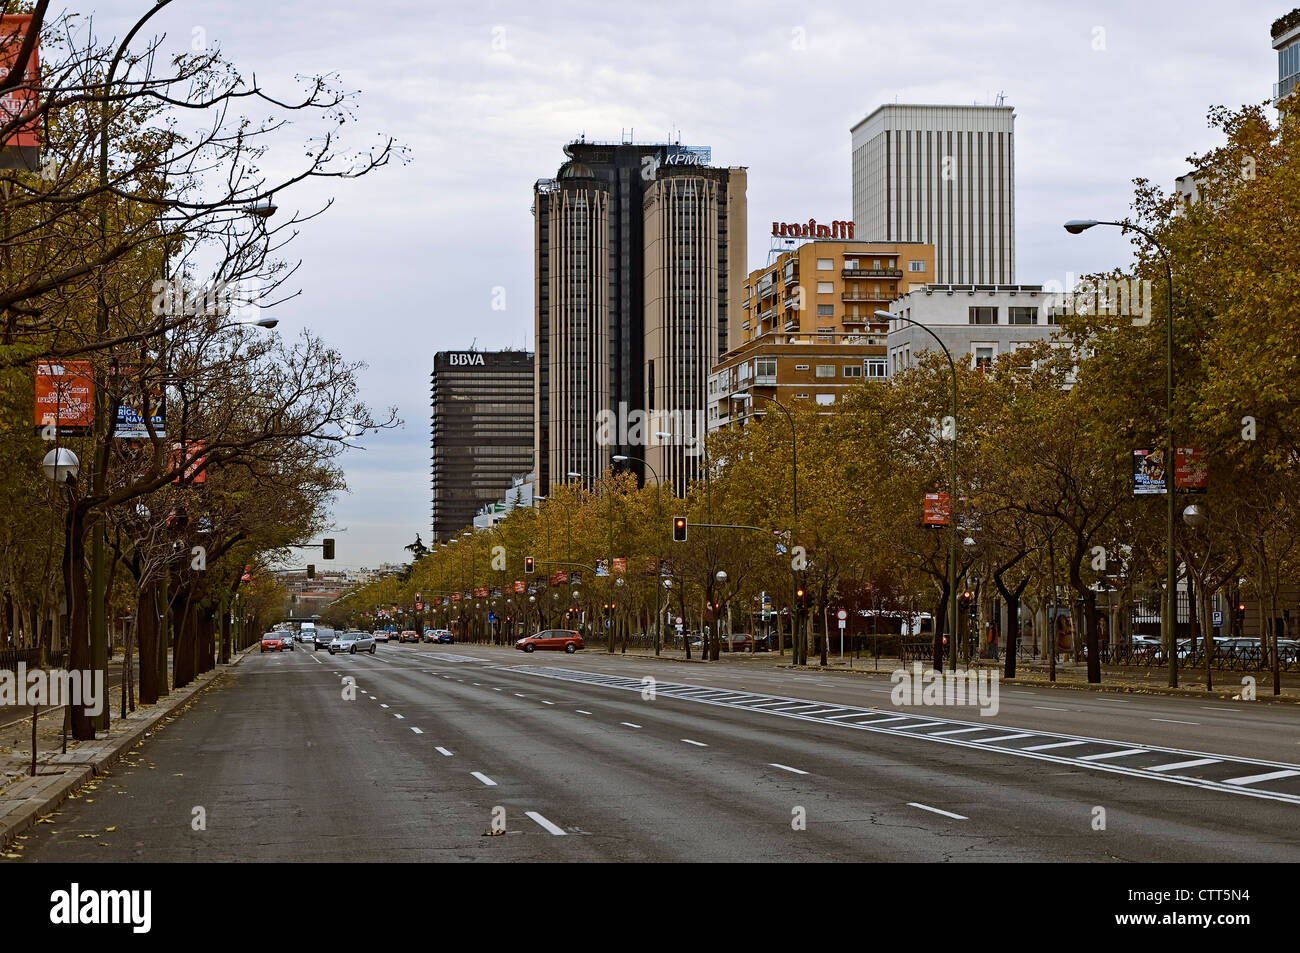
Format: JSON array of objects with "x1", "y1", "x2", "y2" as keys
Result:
[{"x1": 9, "y1": 641, "x2": 1300, "y2": 862}]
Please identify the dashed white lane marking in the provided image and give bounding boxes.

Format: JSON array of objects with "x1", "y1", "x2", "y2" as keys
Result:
[
  {"x1": 435, "y1": 747, "x2": 453, "y2": 757},
  {"x1": 1151, "y1": 718, "x2": 1200, "y2": 725},
  {"x1": 1033, "y1": 706, "x2": 1070, "y2": 712},
  {"x1": 514, "y1": 693, "x2": 527, "y2": 698},
  {"x1": 541, "y1": 700, "x2": 554, "y2": 705},
  {"x1": 981, "y1": 733, "x2": 1034, "y2": 744},
  {"x1": 929, "y1": 727, "x2": 987, "y2": 737},
  {"x1": 894, "y1": 722, "x2": 946, "y2": 731},
  {"x1": 1009, "y1": 691, "x2": 1038, "y2": 696},
  {"x1": 1148, "y1": 758, "x2": 1220, "y2": 773},
  {"x1": 576, "y1": 710, "x2": 592, "y2": 715},
  {"x1": 857, "y1": 715, "x2": 909, "y2": 725},
  {"x1": 908, "y1": 802, "x2": 967, "y2": 820},
  {"x1": 394, "y1": 714, "x2": 405, "y2": 719},
  {"x1": 410, "y1": 727, "x2": 423, "y2": 734},
  {"x1": 620, "y1": 722, "x2": 642, "y2": 729},
  {"x1": 681, "y1": 739, "x2": 709, "y2": 747},
  {"x1": 769, "y1": 763, "x2": 808, "y2": 775},
  {"x1": 380, "y1": 704, "x2": 389, "y2": 709},
  {"x1": 1223, "y1": 769, "x2": 1300, "y2": 787},
  {"x1": 1077, "y1": 748, "x2": 1146, "y2": 761},
  {"x1": 526, "y1": 811, "x2": 567, "y2": 835},
  {"x1": 1201, "y1": 707, "x2": 1241, "y2": 712},
  {"x1": 473, "y1": 683, "x2": 482, "y2": 686},
  {"x1": 471, "y1": 771, "x2": 497, "y2": 787},
  {"x1": 1023, "y1": 740, "x2": 1085, "y2": 752},
  {"x1": 494, "y1": 687, "x2": 503, "y2": 691}
]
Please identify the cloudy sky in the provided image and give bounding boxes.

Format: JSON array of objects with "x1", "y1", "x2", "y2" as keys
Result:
[{"x1": 97, "y1": 0, "x2": 1282, "y2": 569}]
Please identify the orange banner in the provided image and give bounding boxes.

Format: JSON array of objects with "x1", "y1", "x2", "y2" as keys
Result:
[
  {"x1": 34, "y1": 361, "x2": 93, "y2": 433},
  {"x1": 0, "y1": 15, "x2": 41, "y2": 152}
]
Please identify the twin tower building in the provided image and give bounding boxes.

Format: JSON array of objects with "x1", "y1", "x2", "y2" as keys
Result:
[{"x1": 431, "y1": 104, "x2": 1016, "y2": 542}]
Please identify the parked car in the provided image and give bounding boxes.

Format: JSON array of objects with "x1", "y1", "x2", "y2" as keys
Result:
[
  {"x1": 329, "y1": 631, "x2": 376, "y2": 655},
  {"x1": 425, "y1": 629, "x2": 453, "y2": 644},
  {"x1": 719, "y1": 633, "x2": 755, "y2": 652},
  {"x1": 260, "y1": 632, "x2": 286, "y2": 653},
  {"x1": 515, "y1": 629, "x2": 583, "y2": 654},
  {"x1": 313, "y1": 627, "x2": 337, "y2": 650}
]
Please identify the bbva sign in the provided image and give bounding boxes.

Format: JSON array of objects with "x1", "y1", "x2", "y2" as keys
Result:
[{"x1": 448, "y1": 353, "x2": 486, "y2": 366}]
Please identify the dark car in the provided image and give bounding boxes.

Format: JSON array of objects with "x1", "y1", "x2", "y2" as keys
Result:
[
  {"x1": 515, "y1": 629, "x2": 583, "y2": 654},
  {"x1": 313, "y1": 627, "x2": 337, "y2": 650}
]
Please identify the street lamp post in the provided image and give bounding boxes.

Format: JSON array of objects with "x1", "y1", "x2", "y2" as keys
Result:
[
  {"x1": 1064, "y1": 218, "x2": 1178, "y2": 687},
  {"x1": 875, "y1": 309, "x2": 961, "y2": 672}
]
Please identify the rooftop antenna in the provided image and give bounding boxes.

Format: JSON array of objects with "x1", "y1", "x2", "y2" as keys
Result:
[{"x1": 995, "y1": 90, "x2": 1006, "y2": 106}]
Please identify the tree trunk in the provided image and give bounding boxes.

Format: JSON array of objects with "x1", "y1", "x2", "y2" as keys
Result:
[
  {"x1": 137, "y1": 580, "x2": 160, "y2": 704},
  {"x1": 932, "y1": 584, "x2": 949, "y2": 672},
  {"x1": 66, "y1": 503, "x2": 94, "y2": 740}
]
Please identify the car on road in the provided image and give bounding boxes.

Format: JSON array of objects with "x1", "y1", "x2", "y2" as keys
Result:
[
  {"x1": 719, "y1": 633, "x2": 756, "y2": 652},
  {"x1": 329, "y1": 631, "x2": 376, "y2": 655},
  {"x1": 398, "y1": 630, "x2": 421, "y2": 644},
  {"x1": 260, "y1": 632, "x2": 287, "y2": 653},
  {"x1": 279, "y1": 634, "x2": 295, "y2": 651},
  {"x1": 424, "y1": 628, "x2": 453, "y2": 644},
  {"x1": 312, "y1": 627, "x2": 337, "y2": 650},
  {"x1": 515, "y1": 629, "x2": 583, "y2": 654},
  {"x1": 372, "y1": 630, "x2": 390, "y2": 643}
]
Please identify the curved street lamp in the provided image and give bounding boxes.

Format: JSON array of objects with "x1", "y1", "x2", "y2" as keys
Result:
[
  {"x1": 876, "y1": 308, "x2": 961, "y2": 672},
  {"x1": 1064, "y1": 218, "x2": 1178, "y2": 687}
]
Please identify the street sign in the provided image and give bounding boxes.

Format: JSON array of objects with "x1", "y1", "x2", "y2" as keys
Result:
[
  {"x1": 675, "y1": 616, "x2": 683, "y2": 625},
  {"x1": 837, "y1": 609, "x2": 847, "y2": 621},
  {"x1": 1212, "y1": 610, "x2": 1223, "y2": 626}
]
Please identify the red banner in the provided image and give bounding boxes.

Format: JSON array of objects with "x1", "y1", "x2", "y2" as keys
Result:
[
  {"x1": 550, "y1": 571, "x2": 567, "y2": 586},
  {"x1": 923, "y1": 492, "x2": 950, "y2": 526},
  {"x1": 513, "y1": 580, "x2": 525, "y2": 593},
  {"x1": 1174, "y1": 446, "x2": 1208, "y2": 492},
  {"x1": 612, "y1": 557, "x2": 627, "y2": 575},
  {"x1": 34, "y1": 361, "x2": 93, "y2": 433},
  {"x1": 473, "y1": 587, "x2": 488, "y2": 598},
  {"x1": 170, "y1": 440, "x2": 208, "y2": 484},
  {"x1": 0, "y1": 15, "x2": 41, "y2": 159},
  {"x1": 451, "y1": 593, "x2": 461, "y2": 602}
]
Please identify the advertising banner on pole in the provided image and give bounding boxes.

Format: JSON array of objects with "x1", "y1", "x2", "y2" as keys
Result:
[
  {"x1": 0, "y1": 14, "x2": 41, "y2": 171},
  {"x1": 1174, "y1": 446, "x2": 1208, "y2": 493},
  {"x1": 922, "y1": 492, "x2": 950, "y2": 526},
  {"x1": 1133, "y1": 448, "x2": 1167, "y2": 495},
  {"x1": 113, "y1": 366, "x2": 166, "y2": 439},
  {"x1": 34, "y1": 361, "x2": 93, "y2": 434}
]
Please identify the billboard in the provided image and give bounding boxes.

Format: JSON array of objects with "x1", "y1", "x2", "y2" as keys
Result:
[
  {"x1": 113, "y1": 366, "x2": 165, "y2": 439},
  {"x1": 34, "y1": 361, "x2": 93, "y2": 434},
  {"x1": 1133, "y1": 448, "x2": 1167, "y2": 495},
  {"x1": 923, "y1": 492, "x2": 950, "y2": 526},
  {"x1": 0, "y1": 14, "x2": 40, "y2": 171},
  {"x1": 170, "y1": 441, "x2": 207, "y2": 484},
  {"x1": 1174, "y1": 446, "x2": 1208, "y2": 493}
]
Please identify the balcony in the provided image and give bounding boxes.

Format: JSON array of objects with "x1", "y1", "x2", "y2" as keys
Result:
[
  {"x1": 758, "y1": 307, "x2": 776, "y2": 322},
  {"x1": 754, "y1": 373, "x2": 776, "y2": 386},
  {"x1": 842, "y1": 293, "x2": 886, "y2": 304},
  {"x1": 784, "y1": 316, "x2": 799, "y2": 331},
  {"x1": 783, "y1": 270, "x2": 798, "y2": 286},
  {"x1": 843, "y1": 268, "x2": 903, "y2": 279}
]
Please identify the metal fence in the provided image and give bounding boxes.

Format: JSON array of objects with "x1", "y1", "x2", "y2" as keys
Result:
[
  {"x1": 0, "y1": 648, "x2": 67, "y2": 671},
  {"x1": 1101, "y1": 644, "x2": 1300, "y2": 672}
]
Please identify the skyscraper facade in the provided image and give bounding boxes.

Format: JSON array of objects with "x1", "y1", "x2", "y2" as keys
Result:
[{"x1": 851, "y1": 103, "x2": 1015, "y2": 285}]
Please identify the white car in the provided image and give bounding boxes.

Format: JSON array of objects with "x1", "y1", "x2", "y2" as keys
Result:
[
  {"x1": 328, "y1": 631, "x2": 376, "y2": 655},
  {"x1": 373, "y1": 631, "x2": 390, "y2": 643}
]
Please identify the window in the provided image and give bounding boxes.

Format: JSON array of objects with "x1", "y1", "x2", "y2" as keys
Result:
[
  {"x1": 1008, "y1": 306, "x2": 1038, "y2": 325},
  {"x1": 865, "y1": 359, "x2": 888, "y2": 379},
  {"x1": 908, "y1": 260, "x2": 926, "y2": 272},
  {"x1": 815, "y1": 394, "x2": 835, "y2": 406},
  {"x1": 795, "y1": 393, "x2": 810, "y2": 399},
  {"x1": 815, "y1": 365, "x2": 835, "y2": 378},
  {"x1": 755, "y1": 358, "x2": 776, "y2": 379},
  {"x1": 817, "y1": 258, "x2": 833, "y2": 270},
  {"x1": 816, "y1": 304, "x2": 834, "y2": 317},
  {"x1": 816, "y1": 281, "x2": 834, "y2": 294},
  {"x1": 973, "y1": 343, "x2": 997, "y2": 371},
  {"x1": 873, "y1": 259, "x2": 881, "y2": 269},
  {"x1": 794, "y1": 364, "x2": 809, "y2": 371},
  {"x1": 842, "y1": 365, "x2": 862, "y2": 378},
  {"x1": 969, "y1": 306, "x2": 997, "y2": 325},
  {"x1": 844, "y1": 259, "x2": 858, "y2": 269}
]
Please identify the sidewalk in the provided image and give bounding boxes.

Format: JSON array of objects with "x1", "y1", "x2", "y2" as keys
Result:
[{"x1": 0, "y1": 647, "x2": 255, "y2": 850}]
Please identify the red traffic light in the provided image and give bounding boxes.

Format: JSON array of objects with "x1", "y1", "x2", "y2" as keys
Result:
[
  {"x1": 524, "y1": 556, "x2": 535, "y2": 574},
  {"x1": 672, "y1": 516, "x2": 688, "y2": 542}
]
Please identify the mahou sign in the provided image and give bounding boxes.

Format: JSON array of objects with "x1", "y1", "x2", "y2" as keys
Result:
[{"x1": 772, "y1": 219, "x2": 854, "y2": 240}]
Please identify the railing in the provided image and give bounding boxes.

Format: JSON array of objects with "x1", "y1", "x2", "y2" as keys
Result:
[
  {"x1": 1098, "y1": 644, "x2": 1300, "y2": 672},
  {"x1": 0, "y1": 648, "x2": 68, "y2": 671},
  {"x1": 843, "y1": 268, "x2": 902, "y2": 279}
]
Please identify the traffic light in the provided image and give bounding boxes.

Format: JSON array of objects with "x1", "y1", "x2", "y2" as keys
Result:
[
  {"x1": 524, "y1": 555, "x2": 535, "y2": 574},
  {"x1": 795, "y1": 587, "x2": 806, "y2": 610},
  {"x1": 322, "y1": 538, "x2": 335, "y2": 560},
  {"x1": 307, "y1": 564, "x2": 315, "y2": 579},
  {"x1": 672, "y1": 516, "x2": 688, "y2": 542}
]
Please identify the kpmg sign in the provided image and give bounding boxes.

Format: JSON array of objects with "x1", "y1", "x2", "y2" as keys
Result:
[
  {"x1": 446, "y1": 353, "x2": 486, "y2": 367},
  {"x1": 659, "y1": 145, "x2": 711, "y2": 166},
  {"x1": 771, "y1": 218, "x2": 855, "y2": 239}
]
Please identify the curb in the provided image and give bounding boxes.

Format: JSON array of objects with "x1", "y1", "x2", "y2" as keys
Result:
[{"x1": 0, "y1": 646, "x2": 255, "y2": 848}]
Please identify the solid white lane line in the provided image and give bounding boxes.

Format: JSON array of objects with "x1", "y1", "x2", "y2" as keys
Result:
[
  {"x1": 394, "y1": 713, "x2": 405, "y2": 719},
  {"x1": 526, "y1": 811, "x2": 567, "y2": 835},
  {"x1": 410, "y1": 727, "x2": 423, "y2": 734},
  {"x1": 929, "y1": 727, "x2": 988, "y2": 737},
  {"x1": 471, "y1": 771, "x2": 497, "y2": 787},
  {"x1": 769, "y1": 763, "x2": 808, "y2": 775},
  {"x1": 1009, "y1": 691, "x2": 1038, "y2": 696},
  {"x1": 620, "y1": 722, "x2": 642, "y2": 728},
  {"x1": 1223, "y1": 769, "x2": 1300, "y2": 787},
  {"x1": 681, "y1": 739, "x2": 709, "y2": 747},
  {"x1": 576, "y1": 710, "x2": 592, "y2": 715},
  {"x1": 1033, "y1": 706, "x2": 1070, "y2": 712},
  {"x1": 1201, "y1": 707, "x2": 1241, "y2": 712},
  {"x1": 1077, "y1": 748, "x2": 1146, "y2": 761},
  {"x1": 1147, "y1": 758, "x2": 1221, "y2": 773},
  {"x1": 908, "y1": 802, "x2": 968, "y2": 820},
  {"x1": 1151, "y1": 718, "x2": 1201, "y2": 725},
  {"x1": 1023, "y1": 740, "x2": 1085, "y2": 752},
  {"x1": 435, "y1": 747, "x2": 453, "y2": 757},
  {"x1": 980, "y1": 733, "x2": 1034, "y2": 744}
]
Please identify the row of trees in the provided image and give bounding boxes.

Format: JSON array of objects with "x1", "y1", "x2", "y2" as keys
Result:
[
  {"x1": 342, "y1": 101, "x2": 1300, "y2": 693},
  {"x1": 0, "y1": 2, "x2": 397, "y2": 737}
]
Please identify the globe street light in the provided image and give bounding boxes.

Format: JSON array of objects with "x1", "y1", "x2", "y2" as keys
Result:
[
  {"x1": 1065, "y1": 217, "x2": 1178, "y2": 687},
  {"x1": 42, "y1": 448, "x2": 81, "y2": 484}
]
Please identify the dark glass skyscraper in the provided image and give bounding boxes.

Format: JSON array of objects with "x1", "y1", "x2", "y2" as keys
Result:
[{"x1": 430, "y1": 349, "x2": 534, "y2": 542}]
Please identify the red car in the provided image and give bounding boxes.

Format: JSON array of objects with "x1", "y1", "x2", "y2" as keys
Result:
[
  {"x1": 719, "y1": 633, "x2": 755, "y2": 652},
  {"x1": 515, "y1": 629, "x2": 584, "y2": 654},
  {"x1": 260, "y1": 633, "x2": 286, "y2": 652}
]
